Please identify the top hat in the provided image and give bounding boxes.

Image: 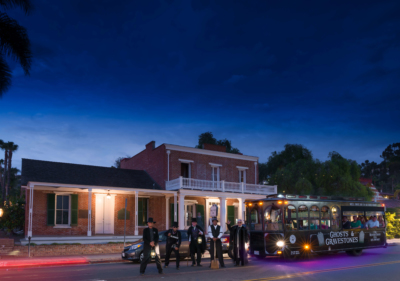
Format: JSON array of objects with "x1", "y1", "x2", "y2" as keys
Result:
[
  {"x1": 212, "y1": 217, "x2": 218, "y2": 222},
  {"x1": 172, "y1": 222, "x2": 178, "y2": 228},
  {"x1": 147, "y1": 217, "x2": 156, "y2": 223},
  {"x1": 191, "y1": 218, "x2": 197, "y2": 223}
]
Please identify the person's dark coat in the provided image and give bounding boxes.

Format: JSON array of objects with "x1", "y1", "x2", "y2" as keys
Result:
[
  {"x1": 164, "y1": 229, "x2": 182, "y2": 248},
  {"x1": 187, "y1": 225, "x2": 206, "y2": 254},
  {"x1": 143, "y1": 227, "x2": 160, "y2": 252},
  {"x1": 227, "y1": 224, "x2": 249, "y2": 265}
]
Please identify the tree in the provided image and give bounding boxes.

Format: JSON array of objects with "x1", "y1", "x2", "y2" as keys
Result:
[
  {"x1": 112, "y1": 156, "x2": 131, "y2": 168},
  {"x1": 195, "y1": 132, "x2": 241, "y2": 154},
  {"x1": 0, "y1": 0, "x2": 33, "y2": 97},
  {"x1": 264, "y1": 145, "x2": 373, "y2": 200},
  {"x1": 0, "y1": 139, "x2": 6, "y2": 206},
  {"x1": 0, "y1": 141, "x2": 18, "y2": 205}
]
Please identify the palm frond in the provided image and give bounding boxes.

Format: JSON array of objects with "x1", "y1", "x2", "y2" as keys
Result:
[
  {"x1": 0, "y1": 0, "x2": 32, "y2": 14},
  {"x1": 0, "y1": 12, "x2": 32, "y2": 75},
  {"x1": 0, "y1": 56, "x2": 12, "y2": 97}
]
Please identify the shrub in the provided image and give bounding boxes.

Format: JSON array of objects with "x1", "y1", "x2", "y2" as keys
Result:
[
  {"x1": 386, "y1": 212, "x2": 400, "y2": 239},
  {"x1": 0, "y1": 198, "x2": 25, "y2": 234}
]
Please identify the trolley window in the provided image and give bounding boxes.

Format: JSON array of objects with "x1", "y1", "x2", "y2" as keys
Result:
[
  {"x1": 285, "y1": 205, "x2": 297, "y2": 230},
  {"x1": 310, "y1": 205, "x2": 320, "y2": 230},
  {"x1": 331, "y1": 206, "x2": 340, "y2": 230},
  {"x1": 297, "y1": 205, "x2": 309, "y2": 230},
  {"x1": 321, "y1": 206, "x2": 331, "y2": 230},
  {"x1": 264, "y1": 205, "x2": 283, "y2": 231},
  {"x1": 343, "y1": 210, "x2": 364, "y2": 229},
  {"x1": 366, "y1": 211, "x2": 385, "y2": 228}
]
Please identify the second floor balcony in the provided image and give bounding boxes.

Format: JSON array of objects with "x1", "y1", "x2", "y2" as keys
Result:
[{"x1": 165, "y1": 176, "x2": 277, "y2": 195}]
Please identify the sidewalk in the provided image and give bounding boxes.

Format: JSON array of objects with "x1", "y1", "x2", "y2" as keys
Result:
[{"x1": 1, "y1": 240, "x2": 398, "y2": 269}]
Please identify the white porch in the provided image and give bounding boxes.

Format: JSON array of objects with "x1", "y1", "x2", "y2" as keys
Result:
[{"x1": 166, "y1": 176, "x2": 277, "y2": 195}]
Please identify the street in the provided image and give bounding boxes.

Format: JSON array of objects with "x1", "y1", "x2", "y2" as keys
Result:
[{"x1": 1, "y1": 246, "x2": 399, "y2": 281}]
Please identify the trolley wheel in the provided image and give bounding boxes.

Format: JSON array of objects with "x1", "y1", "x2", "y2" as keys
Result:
[{"x1": 346, "y1": 249, "x2": 363, "y2": 256}]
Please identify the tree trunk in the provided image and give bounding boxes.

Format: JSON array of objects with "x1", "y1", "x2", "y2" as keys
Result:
[
  {"x1": 6, "y1": 150, "x2": 12, "y2": 205},
  {"x1": 1, "y1": 150, "x2": 7, "y2": 207}
]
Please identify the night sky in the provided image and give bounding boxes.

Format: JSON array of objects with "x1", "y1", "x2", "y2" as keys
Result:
[{"x1": 1, "y1": 0, "x2": 400, "y2": 170}]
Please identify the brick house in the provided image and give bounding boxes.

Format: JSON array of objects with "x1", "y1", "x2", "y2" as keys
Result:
[{"x1": 21, "y1": 141, "x2": 276, "y2": 244}]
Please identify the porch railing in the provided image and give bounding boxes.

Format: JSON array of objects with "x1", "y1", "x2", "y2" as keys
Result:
[{"x1": 165, "y1": 176, "x2": 277, "y2": 195}]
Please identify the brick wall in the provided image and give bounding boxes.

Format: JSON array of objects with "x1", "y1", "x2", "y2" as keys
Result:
[
  {"x1": 120, "y1": 141, "x2": 167, "y2": 188},
  {"x1": 121, "y1": 141, "x2": 258, "y2": 189},
  {"x1": 12, "y1": 243, "x2": 126, "y2": 257},
  {"x1": 26, "y1": 190, "x2": 167, "y2": 236}
]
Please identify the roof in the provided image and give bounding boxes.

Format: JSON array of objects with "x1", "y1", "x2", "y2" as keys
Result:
[
  {"x1": 378, "y1": 199, "x2": 400, "y2": 208},
  {"x1": 21, "y1": 159, "x2": 162, "y2": 190}
]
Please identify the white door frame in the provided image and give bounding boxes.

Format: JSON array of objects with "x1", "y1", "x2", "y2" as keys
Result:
[{"x1": 95, "y1": 194, "x2": 116, "y2": 234}]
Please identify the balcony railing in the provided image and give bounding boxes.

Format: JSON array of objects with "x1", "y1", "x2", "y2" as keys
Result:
[{"x1": 165, "y1": 176, "x2": 277, "y2": 195}]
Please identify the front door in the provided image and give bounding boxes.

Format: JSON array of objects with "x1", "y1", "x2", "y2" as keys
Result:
[{"x1": 95, "y1": 194, "x2": 115, "y2": 234}]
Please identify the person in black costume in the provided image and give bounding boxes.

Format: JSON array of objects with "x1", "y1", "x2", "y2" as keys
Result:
[
  {"x1": 187, "y1": 218, "x2": 206, "y2": 266},
  {"x1": 164, "y1": 222, "x2": 181, "y2": 269},
  {"x1": 227, "y1": 219, "x2": 249, "y2": 266},
  {"x1": 208, "y1": 217, "x2": 225, "y2": 267},
  {"x1": 139, "y1": 218, "x2": 163, "y2": 275}
]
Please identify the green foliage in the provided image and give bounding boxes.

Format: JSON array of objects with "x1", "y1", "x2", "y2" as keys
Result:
[
  {"x1": 0, "y1": 197, "x2": 25, "y2": 233},
  {"x1": 266, "y1": 145, "x2": 373, "y2": 200},
  {"x1": 195, "y1": 132, "x2": 241, "y2": 154},
  {"x1": 385, "y1": 212, "x2": 400, "y2": 239}
]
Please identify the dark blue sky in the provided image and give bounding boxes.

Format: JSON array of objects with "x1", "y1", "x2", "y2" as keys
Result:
[{"x1": 1, "y1": 0, "x2": 399, "y2": 170}]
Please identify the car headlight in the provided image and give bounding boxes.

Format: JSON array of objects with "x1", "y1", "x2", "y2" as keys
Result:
[
  {"x1": 276, "y1": 241, "x2": 285, "y2": 247},
  {"x1": 130, "y1": 244, "x2": 142, "y2": 250}
]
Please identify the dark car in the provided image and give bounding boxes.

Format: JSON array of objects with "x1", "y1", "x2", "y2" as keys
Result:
[{"x1": 121, "y1": 230, "x2": 190, "y2": 263}]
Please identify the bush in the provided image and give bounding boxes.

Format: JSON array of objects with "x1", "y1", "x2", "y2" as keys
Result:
[
  {"x1": 0, "y1": 198, "x2": 25, "y2": 234},
  {"x1": 386, "y1": 212, "x2": 400, "y2": 239}
]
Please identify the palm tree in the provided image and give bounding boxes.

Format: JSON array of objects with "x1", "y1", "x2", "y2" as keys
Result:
[
  {"x1": 0, "y1": 158, "x2": 4, "y2": 206},
  {"x1": 3, "y1": 141, "x2": 18, "y2": 204},
  {"x1": 0, "y1": 139, "x2": 5, "y2": 206},
  {"x1": 0, "y1": 0, "x2": 33, "y2": 97}
]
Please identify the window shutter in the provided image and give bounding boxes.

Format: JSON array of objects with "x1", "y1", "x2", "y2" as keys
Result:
[
  {"x1": 71, "y1": 194, "x2": 78, "y2": 226},
  {"x1": 47, "y1": 194, "x2": 55, "y2": 226},
  {"x1": 227, "y1": 205, "x2": 235, "y2": 224}
]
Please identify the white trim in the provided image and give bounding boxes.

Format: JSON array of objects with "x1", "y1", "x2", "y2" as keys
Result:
[
  {"x1": 24, "y1": 181, "x2": 177, "y2": 195},
  {"x1": 165, "y1": 144, "x2": 258, "y2": 161},
  {"x1": 209, "y1": 163, "x2": 223, "y2": 167},
  {"x1": 179, "y1": 159, "x2": 194, "y2": 163},
  {"x1": 236, "y1": 166, "x2": 249, "y2": 170}
]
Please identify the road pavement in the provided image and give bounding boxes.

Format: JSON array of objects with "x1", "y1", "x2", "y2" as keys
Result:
[{"x1": 1, "y1": 246, "x2": 399, "y2": 281}]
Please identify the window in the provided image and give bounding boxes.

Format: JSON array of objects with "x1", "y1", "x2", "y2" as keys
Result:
[
  {"x1": 320, "y1": 206, "x2": 331, "y2": 229},
  {"x1": 250, "y1": 208, "x2": 262, "y2": 230},
  {"x1": 138, "y1": 198, "x2": 148, "y2": 226},
  {"x1": 56, "y1": 195, "x2": 70, "y2": 225},
  {"x1": 310, "y1": 205, "x2": 320, "y2": 230},
  {"x1": 239, "y1": 170, "x2": 246, "y2": 183},
  {"x1": 331, "y1": 206, "x2": 340, "y2": 230},
  {"x1": 285, "y1": 205, "x2": 297, "y2": 230},
  {"x1": 181, "y1": 163, "x2": 190, "y2": 178},
  {"x1": 366, "y1": 211, "x2": 385, "y2": 228},
  {"x1": 298, "y1": 205, "x2": 309, "y2": 230},
  {"x1": 264, "y1": 205, "x2": 283, "y2": 231}
]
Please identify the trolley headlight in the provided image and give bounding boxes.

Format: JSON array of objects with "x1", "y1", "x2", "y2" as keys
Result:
[{"x1": 276, "y1": 241, "x2": 285, "y2": 247}]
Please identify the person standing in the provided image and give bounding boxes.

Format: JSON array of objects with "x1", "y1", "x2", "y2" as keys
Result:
[
  {"x1": 164, "y1": 222, "x2": 181, "y2": 270},
  {"x1": 140, "y1": 218, "x2": 163, "y2": 276},
  {"x1": 187, "y1": 218, "x2": 205, "y2": 266},
  {"x1": 227, "y1": 219, "x2": 249, "y2": 266},
  {"x1": 208, "y1": 217, "x2": 225, "y2": 268}
]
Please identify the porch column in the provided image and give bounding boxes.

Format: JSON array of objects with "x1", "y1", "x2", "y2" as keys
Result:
[
  {"x1": 219, "y1": 196, "x2": 226, "y2": 231},
  {"x1": 178, "y1": 194, "x2": 185, "y2": 230},
  {"x1": 87, "y1": 188, "x2": 92, "y2": 236},
  {"x1": 174, "y1": 193, "x2": 177, "y2": 222},
  {"x1": 134, "y1": 191, "x2": 138, "y2": 235},
  {"x1": 27, "y1": 183, "x2": 34, "y2": 238},
  {"x1": 238, "y1": 197, "x2": 243, "y2": 221},
  {"x1": 165, "y1": 195, "x2": 170, "y2": 230}
]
